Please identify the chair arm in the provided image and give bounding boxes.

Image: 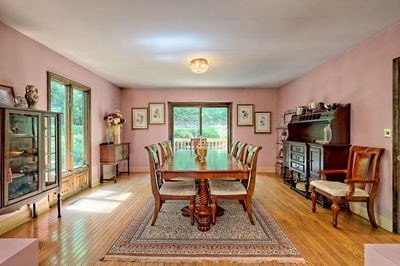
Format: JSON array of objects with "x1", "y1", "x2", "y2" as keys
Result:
[
  {"x1": 319, "y1": 169, "x2": 347, "y2": 180},
  {"x1": 345, "y1": 179, "x2": 379, "y2": 184},
  {"x1": 344, "y1": 178, "x2": 379, "y2": 197}
]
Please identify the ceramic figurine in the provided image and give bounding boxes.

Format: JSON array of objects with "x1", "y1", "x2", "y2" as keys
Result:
[
  {"x1": 25, "y1": 85, "x2": 39, "y2": 109},
  {"x1": 13, "y1": 96, "x2": 28, "y2": 108}
]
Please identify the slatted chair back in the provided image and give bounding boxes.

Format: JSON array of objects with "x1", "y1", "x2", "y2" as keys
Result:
[
  {"x1": 242, "y1": 144, "x2": 262, "y2": 194},
  {"x1": 158, "y1": 141, "x2": 172, "y2": 163},
  {"x1": 345, "y1": 146, "x2": 384, "y2": 199},
  {"x1": 235, "y1": 142, "x2": 246, "y2": 162},
  {"x1": 230, "y1": 140, "x2": 239, "y2": 156},
  {"x1": 145, "y1": 144, "x2": 163, "y2": 195},
  {"x1": 166, "y1": 140, "x2": 173, "y2": 156}
]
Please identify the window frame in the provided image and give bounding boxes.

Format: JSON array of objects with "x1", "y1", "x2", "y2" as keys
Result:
[
  {"x1": 47, "y1": 72, "x2": 91, "y2": 173},
  {"x1": 168, "y1": 102, "x2": 232, "y2": 152}
]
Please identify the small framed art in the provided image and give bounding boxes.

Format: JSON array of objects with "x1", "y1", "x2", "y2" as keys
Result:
[
  {"x1": 148, "y1": 103, "x2": 165, "y2": 124},
  {"x1": 0, "y1": 84, "x2": 15, "y2": 107},
  {"x1": 237, "y1": 104, "x2": 254, "y2": 126},
  {"x1": 132, "y1": 107, "x2": 148, "y2": 129},
  {"x1": 254, "y1": 111, "x2": 271, "y2": 133}
]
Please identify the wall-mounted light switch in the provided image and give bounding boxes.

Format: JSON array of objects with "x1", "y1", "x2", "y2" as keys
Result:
[{"x1": 384, "y1": 128, "x2": 391, "y2": 138}]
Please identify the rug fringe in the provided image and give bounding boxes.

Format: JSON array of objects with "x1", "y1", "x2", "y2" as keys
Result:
[{"x1": 102, "y1": 255, "x2": 306, "y2": 264}]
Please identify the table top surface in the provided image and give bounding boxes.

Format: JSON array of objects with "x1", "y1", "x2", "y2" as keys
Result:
[{"x1": 158, "y1": 149, "x2": 249, "y2": 174}]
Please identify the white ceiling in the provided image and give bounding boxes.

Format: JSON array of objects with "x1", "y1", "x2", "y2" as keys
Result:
[{"x1": 0, "y1": 0, "x2": 399, "y2": 89}]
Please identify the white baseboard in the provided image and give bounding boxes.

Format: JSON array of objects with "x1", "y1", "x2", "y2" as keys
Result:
[
  {"x1": 350, "y1": 203, "x2": 392, "y2": 232},
  {"x1": 257, "y1": 167, "x2": 275, "y2": 173}
]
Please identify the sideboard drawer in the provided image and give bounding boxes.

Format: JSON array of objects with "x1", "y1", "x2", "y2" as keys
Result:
[
  {"x1": 290, "y1": 153, "x2": 305, "y2": 163},
  {"x1": 291, "y1": 144, "x2": 305, "y2": 154},
  {"x1": 290, "y1": 161, "x2": 305, "y2": 174}
]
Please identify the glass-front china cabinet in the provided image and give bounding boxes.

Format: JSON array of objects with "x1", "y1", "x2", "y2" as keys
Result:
[{"x1": 1, "y1": 107, "x2": 61, "y2": 217}]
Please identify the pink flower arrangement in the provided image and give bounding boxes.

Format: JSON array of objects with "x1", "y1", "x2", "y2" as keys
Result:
[{"x1": 104, "y1": 111, "x2": 126, "y2": 126}]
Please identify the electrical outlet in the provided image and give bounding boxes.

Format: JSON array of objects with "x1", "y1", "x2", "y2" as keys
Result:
[{"x1": 384, "y1": 128, "x2": 391, "y2": 138}]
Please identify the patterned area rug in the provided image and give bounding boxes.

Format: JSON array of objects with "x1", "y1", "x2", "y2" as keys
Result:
[{"x1": 102, "y1": 198, "x2": 305, "y2": 263}]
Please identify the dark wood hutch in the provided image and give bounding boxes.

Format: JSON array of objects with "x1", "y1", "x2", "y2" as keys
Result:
[{"x1": 283, "y1": 104, "x2": 351, "y2": 198}]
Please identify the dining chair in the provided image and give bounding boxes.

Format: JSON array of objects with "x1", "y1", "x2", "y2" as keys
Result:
[
  {"x1": 158, "y1": 140, "x2": 173, "y2": 163},
  {"x1": 235, "y1": 142, "x2": 247, "y2": 162},
  {"x1": 145, "y1": 144, "x2": 196, "y2": 225},
  {"x1": 166, "y1": 139, "x2": 173, "y2": 155},
  {"x1": 158, "y1": 140, "x2": 193, "y2": 182},
  {"x1": 220, "y1": 140, "x2": 243, "y2": 181},
  {"x1": 229, "y1": 140, "x2": 239, "y2": 156},
  {"x1": 209, "y1": 144, "x2": 262, "y2": 225},
  {"x1": 310, "y1": 146, "x2": 384, "y2": 228}
]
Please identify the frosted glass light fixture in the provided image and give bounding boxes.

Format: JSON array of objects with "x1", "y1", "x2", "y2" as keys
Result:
[{"x1": 190, "y1": 58, "x2": 209, "y2": 74}]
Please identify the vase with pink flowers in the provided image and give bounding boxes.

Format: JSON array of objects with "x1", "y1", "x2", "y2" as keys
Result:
[{"x1": 104, "y1": 111, "x2": 126, "y2": 144}]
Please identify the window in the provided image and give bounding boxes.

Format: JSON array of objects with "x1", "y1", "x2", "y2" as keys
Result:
[
  {"x1": 168, "y1": 102, "x2": 232, "y2": 152},
  {"x1": 47, "y1": 72, "x2": 90, "y2": 172}
]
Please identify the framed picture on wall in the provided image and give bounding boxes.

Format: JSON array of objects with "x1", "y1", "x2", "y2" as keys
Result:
[
  {"x1": 237, "y1": 104, "x2": 254, "y2": 126},
  {"x1": 148, "y1": 103, "x2": 165, "y2": 124},
  {"x1": 254, "y1": 111, "x2": 271, "y2": 133},
  {"x1": 132, "y1": 107, "x2": 148, "y2": 129},
  {"x1": 0, "y1": 84, "x2": 15, "y2": 107}
]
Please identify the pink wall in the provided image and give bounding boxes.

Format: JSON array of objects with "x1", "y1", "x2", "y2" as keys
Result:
[
  {"x1": 121, "y1": 87, "x2": 279, "y2": 170},
  {"x1": 0, "y1": 22, "x2": 121, "y2": 185},
  {"x1": 278, "y1": 23, "x2": 400, "y2": 229}
]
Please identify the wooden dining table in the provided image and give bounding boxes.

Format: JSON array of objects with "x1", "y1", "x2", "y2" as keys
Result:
[{"x1": 157, "y1": 149, "x2": 249, "y2": 232}]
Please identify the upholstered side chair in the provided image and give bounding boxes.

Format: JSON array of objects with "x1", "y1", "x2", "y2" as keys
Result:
[
  {"x1": 145, "y1": 144, "x2": 196, "y2": 225},
  {"x1": 310, "y1": 146, "x2": 384, "y2": 228},
  {"x1": 209, "y1": 144, "x2": 262, "y2": 225}
]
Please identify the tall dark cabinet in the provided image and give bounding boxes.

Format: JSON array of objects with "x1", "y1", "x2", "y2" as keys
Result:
[
  {"x1": 0, "y1": 107, "x2": 61, "y2": 217},
  {"x1": 284, "y1": 104, "x2": 351, "y2": 197}
]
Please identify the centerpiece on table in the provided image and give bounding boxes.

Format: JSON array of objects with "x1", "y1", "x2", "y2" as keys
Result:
[
  {"x1": 195, "y1": 138, "x2": 207, "y2": 162},
  {"x1": 104, "y1": 111, "x2": 126, "y2": 144}
]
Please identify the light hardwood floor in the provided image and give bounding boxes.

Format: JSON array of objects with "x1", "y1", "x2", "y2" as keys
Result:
[{"x1": 1, "y1": 172, "x2": 399, "y2": 265}]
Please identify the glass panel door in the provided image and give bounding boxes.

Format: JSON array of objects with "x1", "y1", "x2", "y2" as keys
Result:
[
  {"x1": 43, "y1": 112, "x2": 59, "y2": 189},
  {"x1": 72, "y1": 88, "x2": 87, "y2": 168},
  {"x1": 6, "y1": 110, "x2": 40, "y2": 203},
  {"x1": 173, "y1": 107, "x2": 200, "y2": 150},
  {"x1": 202, "y1": 107, "x2": 228, "y2": 152},
  {"x1": 171, "y1": 103, "x2": 231, "y2": 152}
]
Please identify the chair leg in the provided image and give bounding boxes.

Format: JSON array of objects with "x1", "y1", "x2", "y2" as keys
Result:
[
  {"x1": 246, "y1": 199, "x2": 255, "y2": 225},
  {"x1": 311, "y1": 187, "x2": 318, "y2": 212},
  {"x1": 210, "y1": 196, "x2": 217, "y2": 225},
  {"x1": 239, "y1": 199, "x2": 246, "y2": 211},
  {"x1": 345, "y1": 202, "x2": 352, "y2": 215},
  {"x1": 151, "y1": 200, "x2": 161, "y2": 226},
  {"x1": 367, "y1": 199, "x2": 378, "y2": 228},
  {"x1": 189, "y1": 196, "x2": 195, "y2": 225},
  {"x1": 331, "y1": 199, "x2": 340, "y2": 228}
]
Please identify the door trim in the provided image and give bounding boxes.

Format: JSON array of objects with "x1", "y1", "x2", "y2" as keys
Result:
[{"x1": 393, "y1": 57, "x2": 400, "y2": 233}]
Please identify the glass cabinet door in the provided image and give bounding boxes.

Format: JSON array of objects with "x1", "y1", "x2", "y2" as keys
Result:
[
  {"x1": 43, "y1": 112, "x2": 60, "y2": 190},
  {"x1": 6, "y1": 110, "x2": 40, "y2": 203}
]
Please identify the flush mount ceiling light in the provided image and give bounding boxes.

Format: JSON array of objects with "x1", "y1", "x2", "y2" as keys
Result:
[{"x1": 190, "y1": 58, "x2": 209, "y2": 74}]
